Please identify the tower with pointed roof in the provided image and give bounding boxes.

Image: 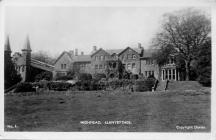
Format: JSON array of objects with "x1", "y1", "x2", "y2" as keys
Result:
[
  {"x1": 21, "y1": 36, "x2": 32, "y2": 82},
  {"x1": 4, "y1": 36, "x2": 12, "y2": 59}
]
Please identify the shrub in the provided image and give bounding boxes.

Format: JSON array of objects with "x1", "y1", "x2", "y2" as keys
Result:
[
  {"x1": 133, "y1": 79, "x2": 155, "y2": 92},
  {"x1": 35, "y1": 71, "x2": 52, "y2": 82},
  {"x1": 14, "y1": 82, "x2": 35, "y2": 93},
  {"x1": 198, "y1": 66, "x2": 211, "y2": 87},
  {"x1": 47, "y1": 81, "x2": 73, "y2": 91},
  {"x1": 131, "y1": 74, "x2": 139, "y2": 80},
  {"x1": 32, "y1": 80, "x2": 49, "y2": 89},
  {"x1": 78, "y1": 73, "x2": 92, "y2": 81},
  {"x1": 56, "y1": 75, "x2": 74, "y2": 81},
  {"x1": 93, "y1": 73, "x2": 106, "y2": 81},
  {"x1": 104, "y1": 78, "x2": 133, "y2": 90}
]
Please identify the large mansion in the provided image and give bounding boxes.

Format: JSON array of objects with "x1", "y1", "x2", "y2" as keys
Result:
[{"x1": 53, "y1": 43, "x2": 181, "y2": 81}]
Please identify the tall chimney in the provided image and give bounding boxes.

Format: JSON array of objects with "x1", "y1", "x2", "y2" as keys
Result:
[
  {"x1": 75, "y1": 49, "x2": 78, "y2": 56},
  {"x1": 93, "y1": 46, "x2": 97, "y2": 51},
  {"x1": 138, "y1": 43, "x2": 142, "y2": 49},
  {"x1": 69, "y1": 50, "x2": 74, "y2": 56},
  {"x1": 81, "y1": 51, "x2": 84, "y2": 55}
]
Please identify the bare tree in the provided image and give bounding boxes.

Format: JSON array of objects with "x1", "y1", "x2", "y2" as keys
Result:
[
  {"x1": 153, "y1": 8, "x2": 211, "y2": 80},
  {"x1": 32, "y1": 51, "x2": 56, "y2": 65}
]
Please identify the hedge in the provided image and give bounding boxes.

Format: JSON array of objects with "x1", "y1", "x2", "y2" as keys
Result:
[
  {"x1": 133, "y1": 78, "x2": 155, "y2": 92},
  {"x1": 47, "y1": 81, "x2": 73, "y2": 91},
  {"x1": 14, "y1": 82, "x2": 35, "y2": 93}
]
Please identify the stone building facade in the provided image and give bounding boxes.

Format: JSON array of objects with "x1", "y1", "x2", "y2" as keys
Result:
[
  {"x1": 54, "y1": 43, "x2": 183, "y2": 81},
  {"x1": 54, "y1": 43, "x2": 182, "y2": 81}
]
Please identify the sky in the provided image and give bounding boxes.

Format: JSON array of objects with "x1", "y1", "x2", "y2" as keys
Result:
[{"x1": 4, "y1": 6, "x2": 210, "y2": 57}]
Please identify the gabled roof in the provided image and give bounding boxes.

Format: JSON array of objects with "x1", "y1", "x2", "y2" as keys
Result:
[
  {"x1": 118, "y1": 47, "x2": 143, "y2": 56},
  {"x1": 105, "y1": 49, "x2": 124, "y2": 55},
  {"x1": 54, "y1": 51, "x2": 73, "y2": 64},
  {"x1": 54, "y1": 51, "x2": 91, "y2": 64},
  {"x1": 91, "y1": 48, "x2": 110, "y2": 57}
]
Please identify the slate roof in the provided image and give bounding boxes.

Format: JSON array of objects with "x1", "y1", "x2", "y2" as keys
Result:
[
  {"x1": 54, "y1": 51, "x2": 73, "y2": 64},
  {"x1": 55, "y1": 48, "x2": 157, "y2": 64},
  {"x1": 55, "y1": 51, "x2": 91, "y2": 64},
  {"x1": 141, "y1": 49, "x2": 158, "y2": 58},
  {"x1": 118, "y1": 47, "x2": 143, "y2": 56},
  {"x1": 105, "y1": 49, "x2": 124, "y2": 55},
  {"x1": 73, "y1": 55, "x2": 91, "y2": 62}
]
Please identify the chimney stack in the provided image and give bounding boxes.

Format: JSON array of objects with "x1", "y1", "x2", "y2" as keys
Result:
[
  {"x1": 69, "y1": 50, "x2": 74, "y2": 56},
  {"x1": 75, "y1": 49, "x2": 78, "y2": 56},
  {"x1": 93, "y1": 46, "x2": 97, "y2": 52},
  {"x1": 81, "y1": 51, "x2": 84, "y2": 55},
  {"x1": 138, "y1": 43, "x2": 142, "y2": 49}
]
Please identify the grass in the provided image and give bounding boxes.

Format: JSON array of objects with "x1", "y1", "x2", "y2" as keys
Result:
[{"x1": 5, "y1": 88, "x2": 210, "y2": 132}]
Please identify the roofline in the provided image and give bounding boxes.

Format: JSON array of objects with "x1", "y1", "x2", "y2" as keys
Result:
[
  {"x1": 54, "y1": 51, "x2": 72, "y2": 65},
  {"x1": 90, "y1": 48, "x2": 108, "y2": 57},
  {"x1": 118, "y1": 46, "x2": 140, "y2": 56}
]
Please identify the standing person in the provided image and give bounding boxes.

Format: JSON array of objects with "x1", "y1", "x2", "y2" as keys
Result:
[
  {"x1": 154, "y1": 79, "x2": 159, "y2": 91},
  {"x1": 164, "y1": 79, "x2": 169, "y2": 91}
]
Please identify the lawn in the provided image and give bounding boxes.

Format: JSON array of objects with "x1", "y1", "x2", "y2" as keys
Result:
[{"x1": 4, "y1": 89, "x2": 210, "y2": 132}]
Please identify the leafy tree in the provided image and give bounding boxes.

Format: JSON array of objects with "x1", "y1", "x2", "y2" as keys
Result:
[
  {"x1": 196, "y1": 37, "x2": 211, "y2": 86},
  {"x1": 153, "y1": 8, "x2": 211, "y2": 80},
  {"x1": 35, "y1": 71, "x2": 53, "y2": 82},
  {"x1": 105, "y1": 59, "x2": 128, "y2": 79},
  {"x1": 4, "y1": 52, "x2": 22, "y2": 89}
]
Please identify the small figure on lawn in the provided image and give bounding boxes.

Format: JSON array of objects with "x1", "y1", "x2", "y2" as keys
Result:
[
  {"x1": 153, "y1": 79, "x2": 159, "y2": 91},
  {"x1": 164, "y1": 79, "x2": 169, "y2": 91}
]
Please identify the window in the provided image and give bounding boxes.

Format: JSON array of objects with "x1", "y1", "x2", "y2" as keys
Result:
[
  {"x1": 95, "y1": 56, "x2": 99, "y2": 61},
  {"x1": 95, "y1": 65, "x2": 98, "y2": 69},
  {"x1": 171, "y1": 58, "x2": 175, "y2": 64},
  {"x1": 99, "y1": 64, "x2": 103, "y2": 69},
  {"x1": 127, "y1": 54, "x2": 131, "y2": 59},
  {"x1": 165, "y1": 70, "x2": 168, "y2": 79},
  {"x1": 146, "y1": 59, "x2": 153, "y2": 65},
  {"x1": 22, "y1": 66, "x2": 25, "y2": 72},
  {"x1": 127, "y1": 63, "x2": 131, "y2": 70},
  {"x1": 80, "y1": 64, "x2": 85, "y2": 69},
  {"x1": 145, "y1": 71, "x2": 148, "y2": 77},
  {"x1": 168, "y1": 69, "x2": 172, "y2": 80},
  {"x1": 132, "y1": 63, "x2": 136, "y2": 69},
  {"x1": 162, "y1": 70, "x2": 165, "y2": 80},
  {"x1": 113, "y1": 62, "x2": 116, "y2": 68},
  {"x1": 132, "y1": 54, "x2": 136, "y2": 59},
  {"x1": 100, "y1": 56, "x2": 103, "y2": 60},
  {"x1": 172, "y1": 69, "x2": 176, "y2": 80},
  {"x1": 61, "y1": 64, "x2": 66, "y2": 69}
]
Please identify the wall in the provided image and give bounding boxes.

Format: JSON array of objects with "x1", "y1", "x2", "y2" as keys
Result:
[
  {"x1": 53, "y1": 53, "x2": 72, "y2": 77},
  {"x1": 119, "y1": 48, "x2": 140, "y2": 74},
  {"x1": 140, "y1": 58, "x2": 160, "y2": 79},
  {"x1": 91, "y1": 49, "x2": 111, "y2": 74}
]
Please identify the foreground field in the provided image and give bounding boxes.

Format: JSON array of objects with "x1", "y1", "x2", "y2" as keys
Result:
[{"x1": 5, "y1": 89, "x2": 210, "y2": 132}]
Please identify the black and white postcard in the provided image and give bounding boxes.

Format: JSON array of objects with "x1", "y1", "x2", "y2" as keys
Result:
[{"x1": 1, "y1": 0, "x2": 215, "y2": 139}]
